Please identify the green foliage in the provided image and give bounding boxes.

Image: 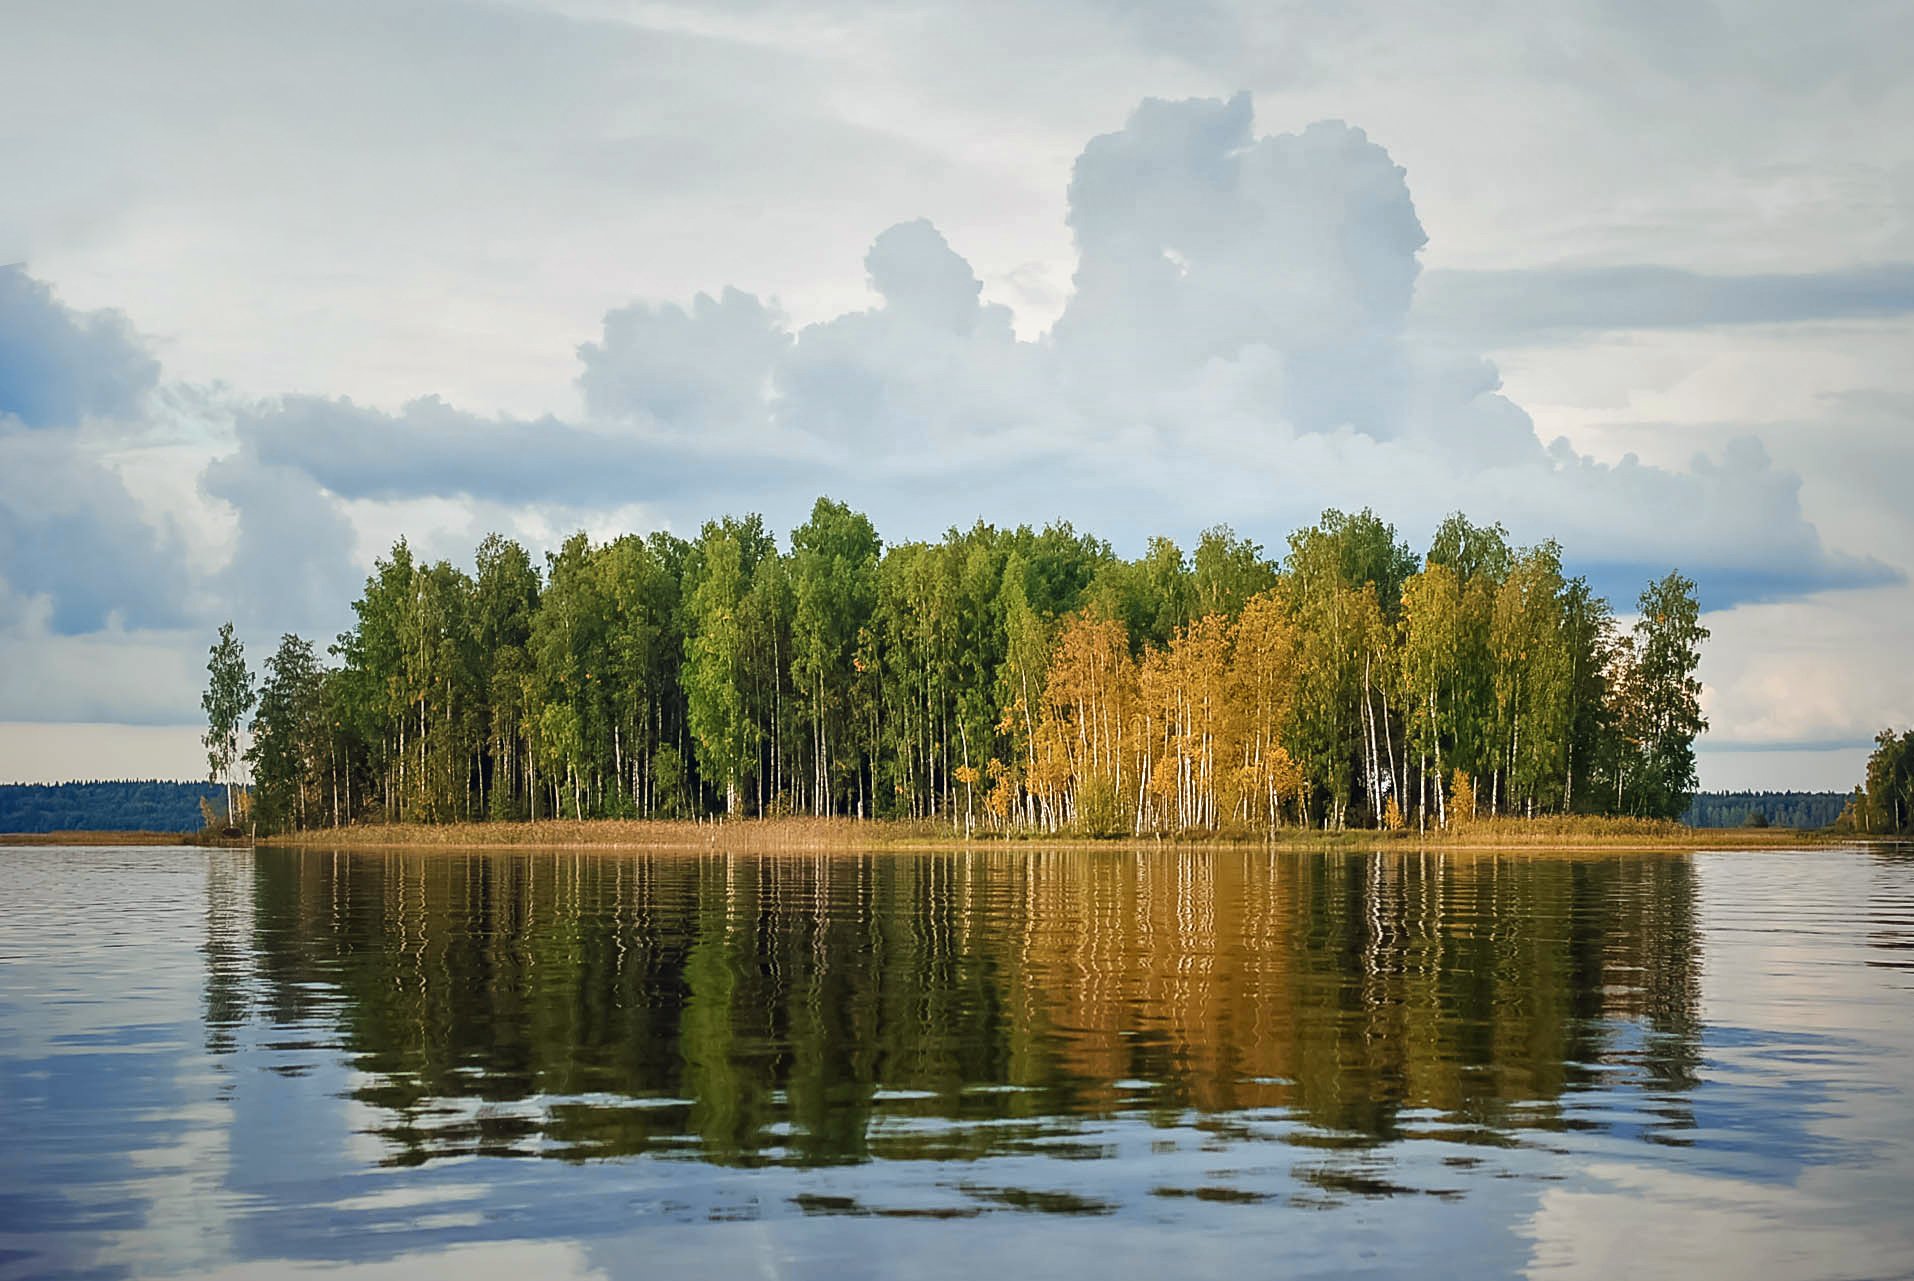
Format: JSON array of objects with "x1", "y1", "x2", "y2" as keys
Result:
[
  {"x1": 202, "y1": 621, "x2": 255, "y2": 830},
  {"x1": 1616, "y1": 573, "x2": 1711, "y2": 819},
  {"x1": 248, "y1": 633, "x2": 327, "y2": 831}
]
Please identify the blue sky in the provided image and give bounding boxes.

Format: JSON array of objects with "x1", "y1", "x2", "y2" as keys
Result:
[{"x1": 2, "y1": 0, "x2": 1912, "y2": 789}]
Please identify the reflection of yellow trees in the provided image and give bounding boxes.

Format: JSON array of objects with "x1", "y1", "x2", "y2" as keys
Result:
[{"x1": 250, "y1": 848, "x2": 1700, "y2": 1166}]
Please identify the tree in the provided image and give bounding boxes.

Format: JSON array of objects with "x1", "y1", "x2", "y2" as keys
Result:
[
  {"x1": 1851, "y1": 729, "x2": 1914, "y2": 834},
  {"x1": 789, "y1": 498, "x2": 880, "y2": 816},
  {"x1": 1229, "y1": 588, "x2": 1302, "y2": 830},
  {"x1": 202, "y1": 622, "x2": 255, "y2": 830},
  {"x1": 473, "y1": 533, "x2": 540, "y2": 819},
  {"x1": 1620, "y1": 572, "x2": 1710, "y2": 818},
  {"x1": 1489, "y1": 543, "x2": 1570, "y2": 817},
  {"x1": 1397, "y1": 563, "x2": 1461, "y2": 828},
  {"x1": 248, "y1": 634, "x2": 326, "y2": 832},
  {"x1": 684, "y1": 516, "x2": 774, "y2": 815},
  {"x1": 334, "y1": 539, "x2": 416, "y2": 821},
  {"x1": 1192, "y1": 525, "x2": 1277, "y2": 620}
]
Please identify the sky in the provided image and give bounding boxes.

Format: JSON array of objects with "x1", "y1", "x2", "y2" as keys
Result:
[{"x1": 2, "y1": 0, "x2": 1911, "y2": 790}]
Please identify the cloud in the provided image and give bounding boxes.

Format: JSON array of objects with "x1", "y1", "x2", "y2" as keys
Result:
[
  {"x1": 1057, "y1": 100, "x2": 1425, "y2": 393},
  {"x1": 239, "y1": 394, "x2": 827, "y2": 508},
  {"x1": 174, "y1": 94, "x2": 1871, "y2": 616},
  {"x1": 199, "y1": 441, "x2": 362, "y2": 640},
  {"x1": 0, "y1": 264, "x2": 158, "y2": 427},
  {"x1": 0, "y1": 607, "x2": 203, "y2": 724},
  {"x1": 1418, "y1": 263, "x2": 1914, "y2": 346},
  {"x1": 0, "y1": 266, "x2": 189, "y2": 639},
  {"x1": 579, "y1": 288, "x2": 790, "y2": 430},
  {"x1": 560, "y1": 95, "x2": 1873, "y2": 607},
  {"x1": 0, "y1": 427, "x2": 193, "y2": 633}
]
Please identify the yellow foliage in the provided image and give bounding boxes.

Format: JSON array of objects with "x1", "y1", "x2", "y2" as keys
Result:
[
  {"x1": 1449, "y1": 769, "x2": 1476, "y2": 828},
  {"x1": 1383, "y1": 796, "x2": 1404, "y2": 831},
  {"x1": 989, "y1": 589, "x2": 1312, "y2": 836}
]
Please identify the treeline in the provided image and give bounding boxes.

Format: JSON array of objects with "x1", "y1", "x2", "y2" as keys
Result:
[
  {"x1": 0, "y1": 780, "x2": 224, "y2": 833},
  {"x1": 212, "y1": 501, "x2": 1709, "y2": 835},
  {"x1": 1836, "y1": 730, "x2": 1914, "y2": 835},
  {"x1": 1681, "y1": 791, "x2": 1847, "y2": 830}
]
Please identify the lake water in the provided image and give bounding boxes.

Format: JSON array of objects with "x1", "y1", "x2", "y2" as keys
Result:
[{"x1": 2, "y1": 844, "x2": 1912, "y2": 1280}]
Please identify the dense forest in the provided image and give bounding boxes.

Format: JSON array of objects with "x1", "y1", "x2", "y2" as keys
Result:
[
  {"x1": 0, "y1": 781, "x2": 224, "y2": 833},
  {"x1": 1837, "y1": 730, "x2": 1914, "y2": 835},
  {"x1": 207, "y1": 502, "x2": 1710, "y2": 836},
  {"x1": 1681, "y1": 791, "x2": 1847, "y2": 830}
]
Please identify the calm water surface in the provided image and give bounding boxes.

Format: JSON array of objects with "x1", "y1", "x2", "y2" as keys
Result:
[{"x1": 2, "y1": 844, "x2": 1912, "y2": 1280}]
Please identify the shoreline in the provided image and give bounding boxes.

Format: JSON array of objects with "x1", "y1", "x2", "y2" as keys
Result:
[
  {"x1": 3, "y1": 818, "x2": 1874, "y2": 854},
  {"x1": 236, "y1": 815, "x2": 1867, "y2": 855}
]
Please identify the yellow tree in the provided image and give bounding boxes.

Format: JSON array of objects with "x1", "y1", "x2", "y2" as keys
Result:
[
  {"x1": 1397, "y1": 563, "x2": 1461, "y2": 829},
  {"x1": 1037, "y1": 613, "x2": 1135, "y2": 830},
  {"x1": 1136, "y1": 613, "x2": 1231, "y2": 832},
  {"x1": 1228, "y1": 588, "x2": 1302, "y2": 829}
]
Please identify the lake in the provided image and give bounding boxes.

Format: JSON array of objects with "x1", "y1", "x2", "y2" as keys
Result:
[{"x1": 2, "y1": 844, "x2": 1911, "y2": 1280}]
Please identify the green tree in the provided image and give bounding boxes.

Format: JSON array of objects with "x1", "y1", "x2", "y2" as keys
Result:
[
  {"x1": 1397, "y1": 562, "x2": 1461, "y2": 828},
  {"x1": 248, "y1": 633, "x2": 326, "y2": 832},
  {"x1": 1855, "y1": 729, "x2": 1914, "y2": 834},
  {"x1": 1619, "y1": 572, "x2": 1710, "y2": 818},
  {"x1": 202, "y1": 621, "x2": 255, "y2": 830},
  {"x1": 1284, "y1": 510, "x2": 1414, "y2": 826},
  {"x1": 1489, "y1": 543, "x2": 1571, "y2": 817},
  {"x1": 473, "y1": 533, "x2": 541, "y2": 819},
  {"x1": 684, "y1": 516, "x2": 775, "y2": 815},
  {"x1": 1192, "y1": 524, "x2": 1277, "y2": 619},
  {"x1": 789, "y1": 498, "x2": 880, "y2": 815},
  {"x1": 334, "y1": 540, "x2": 416, "y2": 821}
]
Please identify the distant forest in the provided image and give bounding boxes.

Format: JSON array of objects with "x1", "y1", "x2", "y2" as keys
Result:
[
  {"x1": 0, "y1": 781, "x2": 223, "y2": 833},
  {"x1": 1681, "y1": 791, "x2": 1847, "y2": 830},
  {"x1": 205, "y1": 502, "x2": 1713, "y2": 837}
]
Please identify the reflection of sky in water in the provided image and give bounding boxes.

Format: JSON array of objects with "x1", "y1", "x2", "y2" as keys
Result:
[{"x1": 0, "y1": 846, "x2": 1910, "y2": 1281}]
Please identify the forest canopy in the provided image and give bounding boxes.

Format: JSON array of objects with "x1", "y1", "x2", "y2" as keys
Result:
[{"x1": 212, "y1": 502, "x2": 1711, "y2": 837}]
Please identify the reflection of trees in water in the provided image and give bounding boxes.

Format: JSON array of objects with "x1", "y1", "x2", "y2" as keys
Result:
[
  {"x1": 202, "y1": 849, "x2": 256, "y2": 1059},
  {"x1": 243, "y1": 848, "x2": 1701, "y2": 1166},
  {"x1": 1864, "y1": 844, "x2": 1914, "y2": 969}
]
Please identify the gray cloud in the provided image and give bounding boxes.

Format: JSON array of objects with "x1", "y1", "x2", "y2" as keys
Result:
[
  {"x1": 1418, "y1": 263, "x2": 1914, "y2": 345},
  {"x1": 579, "y1": 288, "x2": 790, "y2": 429},
  {"x1": 0, "y1": 429, "x2": 190, "y2": 633},
  {"x1": 0, "y1": 267, "x2": 187, "y2": 636},
  {"x1": 240, "y1": 394, "x2": 827, "y2": 508},
  {"x1": 199, "y1": 442, "x2": 362, "y2": 641},
  {"x1": 0, "y1": 265, "x2": 157, "y2": 427}
]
